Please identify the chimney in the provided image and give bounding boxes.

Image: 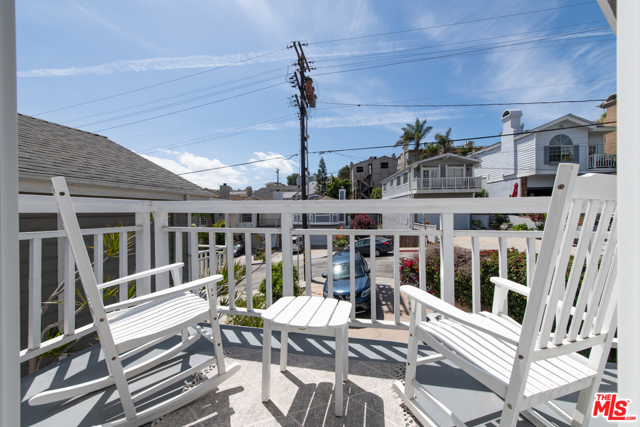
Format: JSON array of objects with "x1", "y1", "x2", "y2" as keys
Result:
[
  {"x1": 246, "y1": 186, "x2": 252, "y2": 197},
  {"x1": 220, "y1": 183, "x2": 231, "y2": 199},
  {"x1": 500, "y1": 109, "x2": 522, "y2": 176}
]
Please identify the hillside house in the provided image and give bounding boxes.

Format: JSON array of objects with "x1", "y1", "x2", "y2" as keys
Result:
[{"x1": 350, "y1": 155, "x2": 397, "y2": 199}]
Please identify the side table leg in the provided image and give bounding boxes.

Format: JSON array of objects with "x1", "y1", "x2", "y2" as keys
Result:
[
  {"x1": 262, "y1": 321, "x2": 272, "y2": 402},
  {"x1": 334, "y1": 328, "x2": 344, "y2": 417},
  {"x1": 279, "y1": 331, "x2": 289, "y2": 372},
  {"x1": 342, "y1": 325, "x2": 349, "y2": 381}
]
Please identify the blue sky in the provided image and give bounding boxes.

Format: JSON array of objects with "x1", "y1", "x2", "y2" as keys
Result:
[{"x1": 15, "y1": 0, "x2": 615, "y2": 190}]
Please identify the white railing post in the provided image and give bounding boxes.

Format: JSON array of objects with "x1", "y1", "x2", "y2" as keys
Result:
[
  {"x1": 153, "y1": 212, "x2": 170, "y2": 290},
  {"x1": 370, "y1": 233, "x2": 377, "y2": 322},
  {"x1": 135, "y1": 213, "x2": 151, "y2": 294},
  {"x1": 119, "y1": 231, "x2": 127, "y2": 300},
  {"x1": 494, "y1": 236, "x2": 509, "y2": 314},
  {"x1": 349, "y1": 234, "x2": 356, "y2": 320},
  {"x1": 281, "y1": 214, "x2": 294, "y2": 296},
  {"x1": 526, "y1": 237, "x2": 537, "y2": 287},
  {"x1": 28, "y1": 238, "x2": 42, "y2": 350},
  {"x1": 226, "y1": 230, "x2": 235, "y2": 309},
  {"x1": 189, "y1": 229, "x2": 198, "y2": 282},
  {"x1": 94, "y1": 233, "x2": 103, "y2": 286},
  {"x1": 245, "y1": 232, "x2": 252, "y2": 311},
  {"x1": 304, "y1": 233, "x2": 312, "y2": 296},
  {"x1": 64, "y1": 242, "x2": 75, "y2": 335},
  {"x1": 440, "y1": 213, "x2": 455, "y2": 305},
  {"x1": 394, "y1": 233, "x2": 400, "y2": 324},
  {"x1": 0, "y1": 1, "x2": 20, "y2": 421},
  {"x1": 471, "y1": 236, "x2": 481, "y2": 313},
  {"x1": 265, "y1": 233, "x2": 272, "y2": 306}
]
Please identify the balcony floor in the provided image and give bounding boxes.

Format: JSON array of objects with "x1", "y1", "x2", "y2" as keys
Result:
[{"x1": 21, "y1": 325, "x2": 617, "y2": 427}]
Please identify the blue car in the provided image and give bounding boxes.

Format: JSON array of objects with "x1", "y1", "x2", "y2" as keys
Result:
[{"x1": 322, "y1": 252, "x2": 371, "y2": 312}]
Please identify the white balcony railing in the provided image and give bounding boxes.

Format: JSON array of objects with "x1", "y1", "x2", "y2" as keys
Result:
[
  {"x1": 293, "y1": 213, "x2": 345, "y2": 224},
  {"x1": 17, "y1": 195, "x2": 549, "y2": 366},
  {"x1": 588, "y1": 153, "x2": 617, "y2": 169},
  {"x1": 416, "y1": 176, "x2": 482, "y2": 190}
]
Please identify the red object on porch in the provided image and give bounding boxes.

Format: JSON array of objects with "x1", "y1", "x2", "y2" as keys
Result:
[{"x1": 511, "y1": 182, "x2": 519, "y2": 197}]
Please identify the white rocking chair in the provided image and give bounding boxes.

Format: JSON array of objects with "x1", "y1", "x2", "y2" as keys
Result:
[
  {"x1": 28, "y1": 177, "x2": 240, "y2": 426},
  {"x1": 395, "y1": 164, "x2": 618, "y2": 427}
]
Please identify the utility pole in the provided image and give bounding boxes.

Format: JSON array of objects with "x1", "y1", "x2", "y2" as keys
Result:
[
  {"x1": 288, "y1": 41, "x2": 316, "y2": 280},
  {"x1": 276, "y1": 168, "x2": 280, "y2": 185},
  {"x1": 288, "y1": 42, "x2": 316, "y2": 227}
]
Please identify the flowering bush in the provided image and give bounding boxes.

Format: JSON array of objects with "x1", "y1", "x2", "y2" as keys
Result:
[
  {"x1": 351, "y1": 214, "x2": 377, "y2": 230},
  {"x1": 527, "y1": 213, "x2": 546, "y2": 231}
]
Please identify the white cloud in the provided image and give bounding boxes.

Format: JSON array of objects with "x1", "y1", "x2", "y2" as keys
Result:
[
  {"x1": 140, "y1": 151, "x2": 248, "y2": 189},
  {"x1": 18, "y1": 50, "x2": 293, "y2": 78},
  {"x1": 310, "y1": 108, "x2": 460, "y2": 129}
]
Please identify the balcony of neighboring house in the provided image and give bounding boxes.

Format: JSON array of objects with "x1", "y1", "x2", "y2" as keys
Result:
[
  {"x1": 588, "y1": 153, "x2": 617, "y2": 170},
  {"x1": 16, "y1": 194, "x2": 618, "y2": 426},
  {"x1": 293, "y1": 212, "x2": 346, "y2": 225}
]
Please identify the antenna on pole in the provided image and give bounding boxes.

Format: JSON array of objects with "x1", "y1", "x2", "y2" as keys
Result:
[{"x1": 276, "y1": 168, "x2": 280, "y2": 184}]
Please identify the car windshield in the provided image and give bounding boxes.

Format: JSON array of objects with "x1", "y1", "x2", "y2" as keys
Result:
[
  {"x1": 233, "y1": 243, "x2": 243, "y2": 249},
  {"x1": 332, "y1": 261, "x2": 366, "y2": 281}
]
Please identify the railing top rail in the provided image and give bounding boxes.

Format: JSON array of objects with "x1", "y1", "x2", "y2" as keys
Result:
[
  {"x1": 20, "y1": 194, "x2": 551, "y2": 215},
  {"x1": 164, "y1": 226, "x2": 281, "y2": 233}
]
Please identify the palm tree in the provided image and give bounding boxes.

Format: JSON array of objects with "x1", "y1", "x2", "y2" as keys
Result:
[
  {"x1": 420, "y1": 143, "x2": 441, "y2": 159},
  {"x1": 434, "y1": 127, "x2": 453, "y2": 153},
  {"x1": 394, "y1": 118, "x2": 433, "y2": 151}
]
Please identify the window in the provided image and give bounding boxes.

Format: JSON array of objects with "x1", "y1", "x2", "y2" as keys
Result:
[
  {"x1": 240, "y1": 213, "x2": 252, "y2": 223},
  {"x1": 396, "y1": 176, "x2": 401, "y2": 186},
  {"x1": 383, "y1": 183, "x2": 387, "y2": 191},
  {"x1": 381, "y1": 162, "x2": 388, "y2": 169},
  {"x1": 589, "y1": 145, "x2": 599, "y2": 156},
  {"x1": 403, "y1": 172, "x2": 408, "y2": 184},
  {"x1": 390, "y1": 179, "x2": 394, "y2": 187},
  {"x1": 447, "y1": 167, "x2": 464, "y2": 177},
  {"x1": 356, "y1": 166, "x2": 363, "y2": 172},
  {"x1": 548, "y1": 134, "x2": 574, "y2": 163}
]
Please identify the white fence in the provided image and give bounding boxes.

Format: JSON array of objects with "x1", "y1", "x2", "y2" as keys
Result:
[
  {"x1": 416, "y1": 176, "x2": 482, "y2": 190},
  {"x1": 588, "y1": 153, "x2": 617, "y2": 169},
  {"x1": 17, "y1": 195, "x2": 549, "y2": 364}
]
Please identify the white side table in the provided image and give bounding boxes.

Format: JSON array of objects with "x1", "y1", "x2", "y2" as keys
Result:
[{"x1": 261, "y1": 296, "x2": 352, "y2": 416}]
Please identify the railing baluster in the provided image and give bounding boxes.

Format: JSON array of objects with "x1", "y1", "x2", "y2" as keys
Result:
[
  {"x1": 394, "y1": 233, "x2": 400, "y2": 324},
  {"x1": 190, "y1": 229, "x2": 198, "y2": 281},
  {"x1": 349, "y1": 234, "x2": 356, "y2": 320},
  {"x1": 28, "y1": 239, "x2": 42, "y2": 350},
  {"x1": 526, "y1": 237, "x2": 537, "y2": 287},
  {"x1": 471, "y1": 236, "x2": 481, "y2": 313},
  {"x1": 119, "y1": 231, "x2": 127, "y2": 301},
  {"x1": 494, "y1": 236, "x2": 509, "y2": 314},
  {"x1": 226, "y1": 230, "x2": 235, "y2": 309},
  {"x1": 305, "y1": 232, "x2": 312, "y2": 296},
  {"x1": 64, "y1": 242, "x2": 75, "y2": 335},
  {"x1": 281, "y1": 214, "x2": 294, "y2": 297},
  {"x1": 327, "y1": 235, "x2": 333, "y2": 298},
  {"x1": 265, "y1": 233, "x2": 272, "y2": 307},
  {"x1": 209, "y1": 231, "x2": 216, "y2": 275},
  {"x1": 245, "y1": 232, "x2": 252, "y2": 311},
  {"x1": 153, "y1": 212, "x2": 170, "y2": 290},
  {"x1": 440, "y1": 213, "x2": 455, "y2": 305},
  {"x1": 135, "y1": 213, "x2": 151, "y2": 295},
  {"x1": 370, "y1": 233, "x2": 377, "y2": 322},
  {"x1": 174, "y1": 231, "x2": 182, "y2": 284},
  {"x1": 94, "y1": 233, "x2": 103, "y2": 286}
]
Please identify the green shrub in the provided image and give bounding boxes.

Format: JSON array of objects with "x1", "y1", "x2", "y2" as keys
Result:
[
  {"x1": 259, "y1": 261, "x2": 301, "y2": 302},
  {"x1": 512, "y1": 223, "x2": 529, "y2": 231},
  {"x1": 333, "y1": 238, "x2": 348, "y2": 247}
]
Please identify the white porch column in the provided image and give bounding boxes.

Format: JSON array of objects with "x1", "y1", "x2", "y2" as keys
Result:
[
  {"x1": 617, "y1": 0, "x2": 640, "y2": 415},
  {"x1": 0, "y1": 0, "x2": 21, "y2": 425}
]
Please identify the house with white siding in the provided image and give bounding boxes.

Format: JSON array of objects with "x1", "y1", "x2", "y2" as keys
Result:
[
  {"x1": 472, "y1": 109, "x2": 616, "y2": 197},
  {"x1": 380, "y1": 152, "x2": 481, "y2": 230}
]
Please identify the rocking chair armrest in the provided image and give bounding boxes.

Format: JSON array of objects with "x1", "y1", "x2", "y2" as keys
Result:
[
  {"x1": 490, "y1": 277, "x2": 531, "y2": 297},
  {"x1": 104, "y1": 274, "x2": 224, "y2": 312},
  {"x1": 400, "y1": 285, "x2": 520, "y2": 345},
  {"x1": 98, "y1": 262, "x2": 184, "y2": 290}
]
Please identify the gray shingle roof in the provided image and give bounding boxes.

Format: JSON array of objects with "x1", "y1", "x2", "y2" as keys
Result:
[{"x1": 18, "y1": 114, "x2": 210, "y2": 197}]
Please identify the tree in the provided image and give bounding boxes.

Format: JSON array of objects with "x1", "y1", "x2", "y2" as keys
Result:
[
  {"x1": 325, "y1": 177, "x2": 351, "y2": 199},
  {"x1": 370, "y1": 187, "x2": 382, "y2": 199},
  {"x1": 456, "y1": 141, "x2": 475, "y2": 156},
  {"x1": 435, "y1": 127, "x2": 453, "y2": 153},
  {"x1": 420, "y1": 143, "x2": 440, "y2": 159},
  {"x1": 286, "y1": 173, "x2": 299, "y2": 186},
  {"x1": 316, "y1": 157, "x2": 328, "y2": 195},
  {"x1": 338, "y1": 165, "x2": 350, "y2": 180},
  {"x1": 394, "y1": 118, "x2": 433, "y2": 151}
]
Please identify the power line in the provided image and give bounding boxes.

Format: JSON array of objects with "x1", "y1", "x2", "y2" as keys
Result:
[
  {"x1": 318, "y1": 99, "x2": 606, "y2": 108},
  {"x1": 93, "y1": 81, "x2": 288, "y2": 132},
  {"x1": 311, "y1": 20, "x2": 607, "y2": 64},
  {"x1": 309, "y1": 2, "x2": 596, "y2": 45},
  {"x1": 178, "y1": 153, "x2": 299, "y2": 176},
  {"x1": 312, "y1": 30, "x2": 613, "y2": 77},
  {"x1": 35, "y1": 48, "x2": 289, "y2": 116}
]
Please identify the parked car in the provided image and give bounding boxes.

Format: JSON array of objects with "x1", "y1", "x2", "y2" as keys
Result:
[
  {"x1": 233, "y1": 242, "x2": 245, "y2": 257},
  {"x1": 322, "y1": 252, "x2": 371, "y2": 313},
  {"x1": 345, "y1": 237, "x2": 393, "y2": 257},
  {"x1": 292, "y1": 235, "x2": 304, "y2": 253}
]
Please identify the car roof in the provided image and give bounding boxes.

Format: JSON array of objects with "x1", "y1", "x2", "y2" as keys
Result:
[{"x1": 333, "y1": 251, "x2": 362, "y2": 263}]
